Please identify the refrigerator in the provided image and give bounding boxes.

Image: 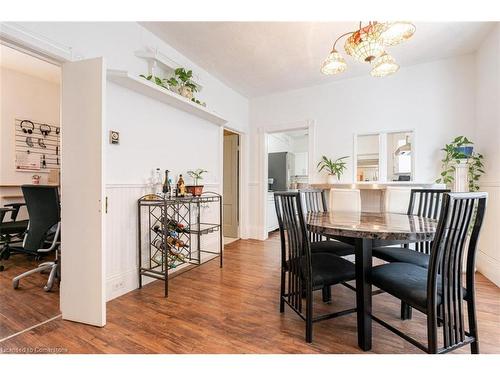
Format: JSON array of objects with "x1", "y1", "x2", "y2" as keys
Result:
[{"x1": 268, "y1": 152, "x2": 294, "y2": 191}]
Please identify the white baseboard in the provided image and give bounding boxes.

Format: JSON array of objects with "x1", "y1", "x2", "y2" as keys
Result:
[{"x1": 476, "y1": 250, "x2": 500, "y2": 287}]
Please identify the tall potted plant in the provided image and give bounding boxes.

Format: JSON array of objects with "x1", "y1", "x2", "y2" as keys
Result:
[
  {"x1": 436, "y1": 136, "x2": 485, "y2": 191},
  {"x1": 317, "y1": 156, "x2": 349, "y2": 184},
  {"x1": 186, "y1": 169, "x2": 208, "y2": 196}
]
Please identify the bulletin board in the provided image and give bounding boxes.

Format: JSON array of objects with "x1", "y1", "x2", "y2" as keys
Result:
[{"x1": 15, "y1": 118, "x2": 61, "y2": 172}]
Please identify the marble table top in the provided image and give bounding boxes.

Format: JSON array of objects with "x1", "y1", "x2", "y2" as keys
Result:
[{"x1": 307, "y1": 211, "x2": 438, "y2": 241}]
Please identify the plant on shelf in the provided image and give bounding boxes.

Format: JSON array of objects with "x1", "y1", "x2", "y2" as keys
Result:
[
  {"x1": 167, "y1": 68, "x2": 198, "y2": 100},
  {"x1": 436, "y1": 136, "x2": 485, "y2": 191},
  {"x1": 186, "y1": 169, "x2": 208, "y2": 196},
  {"x1": 139, "y1": 74, "x2": 168, "y2": 89},
  {"x1": 317, "y1": 156, "x2": 349, "y2": 184}
]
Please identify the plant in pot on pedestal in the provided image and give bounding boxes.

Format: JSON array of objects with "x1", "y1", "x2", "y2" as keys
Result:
[
  {"x1": 436, "y1": 136, "x2": 485, "y2": 191},
  {"x1": 186, "y1": 169, "x2": 208, "y2": 196},
  {"x1": 317, "y1": 156, "x2": 349, "y2": 184}
]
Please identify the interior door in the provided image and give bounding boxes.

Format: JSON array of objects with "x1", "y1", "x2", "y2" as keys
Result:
[
  {"x1": 60, "y1": 58, "x2": 106, "y2": 326},
  {"x1": 223, "y1": 133, "x2": 239, "y2": 238}
]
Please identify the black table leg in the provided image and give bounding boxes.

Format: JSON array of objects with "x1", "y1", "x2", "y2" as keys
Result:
[{"x1": 355, "y1": 238, "x2": 372, "y2": 351}]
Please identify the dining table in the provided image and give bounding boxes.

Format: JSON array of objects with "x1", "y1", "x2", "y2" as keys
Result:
[{"x1": 307, "y1": 210, "x2": 438, "y2": 351}]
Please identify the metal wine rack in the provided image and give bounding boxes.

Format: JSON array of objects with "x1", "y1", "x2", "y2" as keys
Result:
[{"x1": 137, "y1": 191, "x2": 222, "y2": 297}]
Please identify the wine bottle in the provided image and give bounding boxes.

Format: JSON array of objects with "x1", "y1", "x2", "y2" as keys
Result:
[{"x1": 162, "y1": 170, "x2": 171, "y2": 195}]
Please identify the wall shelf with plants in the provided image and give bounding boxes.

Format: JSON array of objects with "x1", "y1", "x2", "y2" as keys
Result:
[{"x1": 107, "y1": 70, "x2": 227, "y2": 126}]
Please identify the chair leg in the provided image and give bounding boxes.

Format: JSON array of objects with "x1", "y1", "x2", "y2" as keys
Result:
[
  {"x1": 305, "y1": 288, "x2": 313, "y2": 343},
  {"x1": 400, "y1": 301, "x2": 412, "y2": 320},
  {"x1": 279, "y1": 268, "x2": 285, "y2": 313},
  {"x1": 44, "y1": 263, "x2": 59, "y2": 292},
  {"x1": 322, "y1": 285, "x2": 332, "y2": 304},
  {"x1": 467, "y1": 298, "x2": 480, "y2": 354},
  {"x1": 12, "y1": 262, "x2": 54, "y2": 289}
]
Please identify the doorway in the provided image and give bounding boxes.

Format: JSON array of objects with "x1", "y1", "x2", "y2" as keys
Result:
[
  {"x1": 223, "y1": 129, "x2": 240, "y2": 244},
  {"x1": 0, "y1": 43, "x2": 62, "y2": 341}
]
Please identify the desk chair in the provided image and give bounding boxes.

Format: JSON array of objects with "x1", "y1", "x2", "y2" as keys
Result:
[
  {"x1": 0, "y1": 203, "x2": 29, "y2": 271},
  {"x1": 11, "y1": 185, "x2": 61, "y2": 292}
]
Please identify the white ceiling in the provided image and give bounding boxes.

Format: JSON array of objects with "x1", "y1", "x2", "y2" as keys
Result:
[
  {"x1": 0, "y1": 44, "x2": 60, "y2": 84},
  {"x1": 142, "y1": 22, "x2": 495, "y2": 98}
]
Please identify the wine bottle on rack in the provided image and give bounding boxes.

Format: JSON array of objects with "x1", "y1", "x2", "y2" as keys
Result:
[{"x1": 162, "y1": 170, "x2": 171, "y2": 195}]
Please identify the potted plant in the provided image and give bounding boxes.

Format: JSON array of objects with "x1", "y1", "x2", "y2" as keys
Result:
[
  {"x1": 317, "y1": 156, "x2": 349, "y2": 184},
  {"x1": 167, "y1": 68, "x2": 198, "y2": 100},
  {"x1": 186, "y1": 169, "x2": 208, "y2": 196},
  {"x1": 436, "y1": 136, "x2": 485, "y2": 191}
]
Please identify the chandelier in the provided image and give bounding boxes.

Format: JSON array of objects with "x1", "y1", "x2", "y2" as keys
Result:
[{"x1": 321, "y1": 21, "x2": 415, "y2": 77}]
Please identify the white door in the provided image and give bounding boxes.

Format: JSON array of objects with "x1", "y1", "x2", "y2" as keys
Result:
[
  {"x1": 223, "y1": 133, "x2": 239, "y2": 238},
  {"x1": 60, "y1": 58, "x2": 106, "y2": 327}
]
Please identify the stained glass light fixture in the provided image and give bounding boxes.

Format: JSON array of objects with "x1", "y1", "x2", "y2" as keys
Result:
[
  {"x1": 321, "y1": 21, "x2": 415, "y2": 78},
  {"x1": 370, "y1": 52, "x2": 400, "y2": 77}
]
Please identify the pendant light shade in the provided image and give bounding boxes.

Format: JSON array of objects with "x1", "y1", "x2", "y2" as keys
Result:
[
  {"x1": 344, "y1": 23, "x2": 386, "y2": 62},
  {"x1": 320, "y1": 49, "x2": 347, "y2": 75},
  {"x1": 380, "y1": 22, "x2": 416, "y2": 46},
  {"x1": 370, "y1": 53, "x2": 400, "y2": 77}
]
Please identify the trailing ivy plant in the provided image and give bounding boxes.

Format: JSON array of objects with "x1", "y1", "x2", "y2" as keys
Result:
[
  {"x1": 436, "y1": 136, "x2": 485, "y2": 191},
  {"x1": 139, "y1": 74, "x2": 168, "y2": 89},
  {"x1": 166, "y1": 68, "x2": 198, "y2": 93}
]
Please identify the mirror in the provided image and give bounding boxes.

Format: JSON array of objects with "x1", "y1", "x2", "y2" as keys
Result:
[
  {"x1": 356, "y1": 134, "x2": 379, "y2": 182},
  {"x1": 355, "y1": 130, "x2": 414, "y2": 182}
]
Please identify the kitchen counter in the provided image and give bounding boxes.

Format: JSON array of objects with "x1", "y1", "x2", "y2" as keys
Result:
[{"x1": 310, "y1": 181, "x2": 442, "y2": 190}]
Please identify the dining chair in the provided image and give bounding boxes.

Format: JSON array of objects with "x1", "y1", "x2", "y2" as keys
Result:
[
  {"x1": 300, "y1": 189, "x2": 355, "y2": 303},
  {"x1": 329, "y1": 188, "x2": 361, "y2": 212},
  {"x1": 274, "y1": 191, "x2": 356, "y2": 343},
  {"x1": 371, "y1": 192, "x2": 487, "y2": 354},
  {"x1": 373, "y1": 188, "x2": 450, "y2": 319}
]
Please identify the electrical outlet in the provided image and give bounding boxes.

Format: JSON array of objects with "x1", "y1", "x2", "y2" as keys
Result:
[{"x1": 112, "y1": 280, "x2": 124, "y2": 291}]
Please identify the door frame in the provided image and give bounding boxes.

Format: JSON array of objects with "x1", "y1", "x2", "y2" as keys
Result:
[
  {"x1": 219, "y1": 125, "x2": 246, "y2": 239},
  {"x1": 1, "y1": 24, "x2": 107, "y2": 326},
  {"x1": 258, "y1": 119, "x2": 315, "y2": 240}
]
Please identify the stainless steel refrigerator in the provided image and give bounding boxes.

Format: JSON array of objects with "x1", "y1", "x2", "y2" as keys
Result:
[{"x1": 268, "y1": 152, "x2": 294, "y2": 191}]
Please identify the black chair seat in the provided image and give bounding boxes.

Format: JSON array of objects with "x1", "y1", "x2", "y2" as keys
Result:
[
  {"x1": 311, "y1": 253, "x2": 355, "y2": 288},
  {"x1": 311, "y1": 240, "x2": 355, "y2": 257},
  {"x1": 371, "y1": 262, "x2": 468, "y2": 312},
  {"x1": 373, "y1": 246, "x2": 430, "y2": 268},
  {"x1": 0, "y1": 220, "x2": 29, "y2": 236}
]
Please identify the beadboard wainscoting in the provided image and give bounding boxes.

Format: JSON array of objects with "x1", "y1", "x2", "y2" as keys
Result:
[
  {"x1": 105, "y1": 183, "x2": 221, "y2": 301},
  {"x1": 477, "y1": 181, "x2": 500, "y2": 287}
]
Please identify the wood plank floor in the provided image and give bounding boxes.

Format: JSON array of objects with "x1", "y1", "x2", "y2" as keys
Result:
[
  {"x1": 0, "y1": 252, "x2": 60, "y2": 341},
  {"x1": 1, "y1": 234, "x2": 499, "y2": 354}
]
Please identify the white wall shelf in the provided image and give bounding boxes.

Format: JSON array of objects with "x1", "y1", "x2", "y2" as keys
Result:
[
  {"x1": 107, "y1": 70, "x2": 227, "y2": 126},
  {"x1": 135, "y1": 48, "x2": 203, "y2": 91}
]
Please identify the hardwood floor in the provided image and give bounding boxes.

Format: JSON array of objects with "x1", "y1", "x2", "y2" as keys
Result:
[
  {"x1": 1, "y1": 234, "x2": 499, "y2": 354},
  {"x1": 0, "y1": 252, "x2": 60, "y2": 341}
]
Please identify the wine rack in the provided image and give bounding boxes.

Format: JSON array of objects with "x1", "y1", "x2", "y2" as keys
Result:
[{"x1": 137, "y1": 191, "x2": 223, "y2": 297}]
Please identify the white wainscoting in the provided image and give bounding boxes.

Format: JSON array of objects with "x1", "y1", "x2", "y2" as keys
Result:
[
  {"x1": 105, "y1": 183, "x2": 221, "y2": 301},
  {"x1": 477, "y1": 181, "x2": 500, "y2": 287}
]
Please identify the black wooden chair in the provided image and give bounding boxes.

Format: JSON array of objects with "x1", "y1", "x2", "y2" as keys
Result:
[
  {"x1": 371, "y1": 192, "x2": 487, "y2": 353},
  {"x1": 300, "y1": 189, "x2": 355, "y2": 303},
  {"x1": 373, "y1": 188, "x2": 450, "y2": 319},
  {"x1": 274, "y1": 191, "x2": 356, "y2": 343}
]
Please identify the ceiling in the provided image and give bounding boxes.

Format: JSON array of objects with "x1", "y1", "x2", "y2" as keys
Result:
[
  {"x1": 0, "y1": 44, "x2": 60, "y2": 84},
  {"x1": 142, "y1": 22, "x2": 495, "y2": 98}
]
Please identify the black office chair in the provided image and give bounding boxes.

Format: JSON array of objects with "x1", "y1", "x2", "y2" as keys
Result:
[
  {"x1": 373, "y1": 188, "x2": 450, "y2": 319},
  {"x1": 300, "y1": 189, "x2": 355, "y2": 303},
  {"x1": 371, "y1": 192, "x2": 487, "y2": 354},
  {"x1": 11, "y1": 185, "x2": 61, "y2": 292},
  {"x1": 274, "y1": 191, "x2": 356, "y2": 343},
  {"x1": 0, "y1": 203, "x2": 29, "y2": 271}
]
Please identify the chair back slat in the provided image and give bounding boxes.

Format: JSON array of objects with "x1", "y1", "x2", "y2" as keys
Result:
[
  {"x1": 300, "y1": 189, "x2": 327, "y2": 243},
  {"x1": 408, "y1": 189, "x2": 450, "y2": 254},
  {"x1": 427, "y1": 192, "x2": 487, "y2": 353},
  {"x1": 275, "y1": 192, "x2": 311, "y2": 314}
]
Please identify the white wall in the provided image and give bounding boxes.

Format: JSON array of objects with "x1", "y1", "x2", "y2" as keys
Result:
[
  {"x1": 0, "y1": 67, "x2": 60, "y2": 186},
  {"x1": 475, "y1": 24, "x2": 500, "y2": 286},
  {"x1": 13, "y1": 22, "x2": 249, "y2": 300}
]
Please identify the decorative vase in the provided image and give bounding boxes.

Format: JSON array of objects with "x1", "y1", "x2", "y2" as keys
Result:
[
  {"x1": 327, "y1": 175, "x2": 337, "y2": 184},
  {"x1": 179, "y1": 86, "x2": 194, "y2": 100},
  {"x1": 454, "y1": 146, "x2": 473, "y2": 158},
  {"x1": 186, "y1": 185, "x2": 204, "y2": 196}
]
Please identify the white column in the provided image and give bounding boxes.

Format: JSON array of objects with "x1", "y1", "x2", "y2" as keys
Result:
[{"x1": 453, "y1": 159, "x2": 469, "y2": 192}]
